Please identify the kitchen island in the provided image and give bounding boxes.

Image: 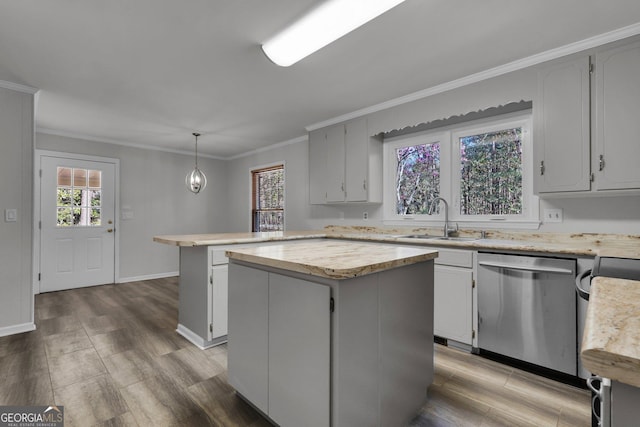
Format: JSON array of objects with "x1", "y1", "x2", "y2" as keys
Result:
[
  {"x1": 225, "y1": 240, "x2": 438, "y2": 427},
  {"x1": 153, "y1": 231, "x2": 325, "y2": 348}
]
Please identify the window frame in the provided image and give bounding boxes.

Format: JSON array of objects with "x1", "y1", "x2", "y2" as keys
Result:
[
  {"x1": 251, "y1": 163, "x2": 285, "y2": 232},
  {"x1": 383, "y1": 112, "x2": 539, "y2": 228},
  {"x1": 383, "y1": 131, "x2": 451, "y2": 221}
]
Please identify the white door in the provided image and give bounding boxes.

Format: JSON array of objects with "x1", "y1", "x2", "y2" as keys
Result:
[{"x1": 40, "y1": 155, "x2": 116, "y2": 291}]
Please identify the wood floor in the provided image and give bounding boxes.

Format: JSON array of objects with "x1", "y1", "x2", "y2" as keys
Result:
[{"x1": 0, "y1": 277, "x2": 590, "y2": 426}]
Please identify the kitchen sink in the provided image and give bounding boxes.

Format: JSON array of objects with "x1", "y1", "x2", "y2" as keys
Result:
[{"x1": 400, "y1": 235, "x2": 479, "y2": 242}]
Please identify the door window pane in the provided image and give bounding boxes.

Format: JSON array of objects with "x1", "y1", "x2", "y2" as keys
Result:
[
  {"x1": 57, "y1": 167, "x2": 72, "y2": 187},
  {"x1": 88, "y1": 170, "x2": 101, "y2": 188},
  {"x1": 73, "y1": 168, "x2": 87, "y2": 187},
  {"x1": 56, "y1": 167, "x2": 102, "y2": 227}
]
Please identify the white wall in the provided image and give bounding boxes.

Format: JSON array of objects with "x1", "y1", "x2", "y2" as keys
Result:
[
  {"x1": 226, "y1": 140, "x2": 315, "y2": 232},
  {"x1": 226, "y1": 62, "x2": 640, "y2": 236},
  {"x1": 36, "y1": 133, "x2": 229, "y2": 281},
  {"x1": 0, "y1": 86, "x2": 34, "y2": 334}
]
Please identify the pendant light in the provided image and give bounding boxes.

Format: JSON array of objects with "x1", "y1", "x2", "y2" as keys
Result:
[{"x1": 186, "y1": 132, "x2": 207, "y2": 193}]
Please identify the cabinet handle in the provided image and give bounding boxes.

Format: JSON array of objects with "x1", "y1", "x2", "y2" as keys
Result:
[
  {"x1": 599, "y1": 154, "x2": 605, "y2": 171},
  {"x1": 539, "y1": 161, "x2": 545, "y2": 176},
  {"x1": 341, "y1": 182, "x2": 344, "y2": 192},
  {"x1": 363, "y1": 179, "x2": 367, "y2": 190}
]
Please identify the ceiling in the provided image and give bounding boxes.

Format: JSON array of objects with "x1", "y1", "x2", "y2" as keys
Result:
[{"x1": 1, "y1": 1, "x2": 640, "y2": 159}]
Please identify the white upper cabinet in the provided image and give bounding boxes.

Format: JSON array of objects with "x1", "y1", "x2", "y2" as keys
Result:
[
  {"x1": 309, "y1": 117, "x2": 382, "y2": 204},
  {"x1": 594, "y1": 39, "x2": 640, "y2": 190},
  {"x1": 309, "y1": 128, "x2": 328, "y2": 205},
  {"x1": 325, "y1": 123, "x2": 347, "y2": 202},
  {"x1": 534, "y1": 56, "x2": 591, "y2": 193},
  {"x1": 534, "y1": 37, "x2": 640, "y2": 195}
]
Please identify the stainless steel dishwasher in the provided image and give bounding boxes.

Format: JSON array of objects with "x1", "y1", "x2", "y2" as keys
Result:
[{"x1": 477, "y1": 252, "x2": 577, "y2": 375}]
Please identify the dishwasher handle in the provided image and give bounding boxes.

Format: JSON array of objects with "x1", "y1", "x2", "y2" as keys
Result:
[
  {"x1": 477, "y1": 260, "x2": 574, "y2": 275},
  {"x1": 576, "y1": 268, "x2": 592, "y2": 301}
]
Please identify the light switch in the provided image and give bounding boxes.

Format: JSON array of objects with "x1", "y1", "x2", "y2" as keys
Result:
[{"x1": 5, "y1": 209, "x2": 17, "y2": 222}]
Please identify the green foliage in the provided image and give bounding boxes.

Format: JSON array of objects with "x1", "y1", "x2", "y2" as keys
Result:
[
  {"x1": 459, "y1": 128, "x2": 522, "y2": 215},
  {"x1": 56, "y1": 187, "x2": 101, "y2": 226}
]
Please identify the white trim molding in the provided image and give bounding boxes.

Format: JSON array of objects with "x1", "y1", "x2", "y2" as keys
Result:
[
  {"x1": 117, "y1": 271, "x2": 179, "y2": 284},
  {"x1": 0, "y1": 322, "x2": 36, "y2": 338},
  {"x1": 0, "y1": 79, "x2": 38, "y2": 94},
  {"x1": 36, "y1": 128, "x2": 226, "y2": 160},
  {"x1": 176, "y1": 324, "x2": 227, "y2": 350}
]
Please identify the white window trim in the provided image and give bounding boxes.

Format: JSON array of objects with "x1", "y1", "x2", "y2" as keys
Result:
[
  {"x1": 249, "y1": 161, "x2": 286, "y2": 232},
  {"x1": 383, "y1": 112, "x2": 540, "y2": 229}
]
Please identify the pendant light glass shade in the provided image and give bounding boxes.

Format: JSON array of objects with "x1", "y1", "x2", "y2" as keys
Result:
[{"x1": 186, "y1": 132, "x2": 207, "y2": 193}]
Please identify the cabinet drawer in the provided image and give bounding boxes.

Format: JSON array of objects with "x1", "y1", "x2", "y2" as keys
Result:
[
  {"x1": 211, "y1": 250, "x2": 229, "y2": 266},
  {"x1": 434, "y1": 248, "x2": 474, "y2": 268}
]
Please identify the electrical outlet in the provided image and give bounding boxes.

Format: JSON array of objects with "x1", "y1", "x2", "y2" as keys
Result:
[
  {"x1": 363, "y1": 212, "x2": 368, "y2": 220},
  {"x1": 543, "y1": 208, "x2": 563, "y2": 223},
  {"x1": 4, "y1": 209, "x2": 17, "y2": 222}
]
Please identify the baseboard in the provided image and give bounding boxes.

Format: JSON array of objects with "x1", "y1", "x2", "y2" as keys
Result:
[
  {"x1": 117, "y1": 271, "x2": 179, "y2": 284},
  {"x1": 0, "y1": 322, "x2": 36, "y2": 338},
  {"x1": 176, "y1": 324, "x2": 227, "y2": 350}
]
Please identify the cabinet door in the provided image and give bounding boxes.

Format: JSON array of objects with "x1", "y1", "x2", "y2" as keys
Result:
[
  {"x1": 434, "y1": 265, "x2": 473, "y2": 344},
  {"x1": 227, "y1": 263, "x2": 269, "y2": 414},
  {"x1": 595, "y1": 40, "x2": 640, "y2": 190},
  {"x1": 268, "y1": 273, "x2": 330, "y2": 427},
  {"x1": 309, "y1": 129, "x2": 327, "y2": 204},
  {"x1": 534, "y1": 56, "x2": 591, "y2": 193},
  {"x1": 325, "y1": 124, "x2": 346, "y2": 202},
  {"x1": 209, "y1": 264, "x2": 228, "y2": 339},
  {"x1": 345, "y1": 118, "x2": 369, "y2": 202}
]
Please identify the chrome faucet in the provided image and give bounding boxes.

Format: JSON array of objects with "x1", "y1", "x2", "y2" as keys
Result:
[{"x1": 429, "y1": 197, "x2": 458, "y2": 237}]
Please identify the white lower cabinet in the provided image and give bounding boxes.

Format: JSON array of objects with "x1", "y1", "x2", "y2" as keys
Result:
[
  {"x1": 227, "y1": 264, "x2": 269, "y2": 413},
  {"x1": 227, "y1": 264, "x2": 330, "y2": 427},
  {"x1": 433, "y1": 248, "x2": 475, "y2": 346},
  {"x1": 268, "y1": 273, "x2": 330, "y2": 427},
  {"x1": 208, "y1": 264, "x2": 228, "y2": 341}
]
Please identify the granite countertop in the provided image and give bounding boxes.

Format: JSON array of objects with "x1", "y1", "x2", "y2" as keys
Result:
[
  {"x1": 225, "y1": 240, "x2": 438, "y2": 279},
  {"x1": 153, "y1": 230, "x2": 326, "y2": 246},
  {"x1": 581, "y1": 276, "x2": 640, "y2": 388},
  {"x1": 153, "y1": 226, "x2": 640, "y2": 259}
]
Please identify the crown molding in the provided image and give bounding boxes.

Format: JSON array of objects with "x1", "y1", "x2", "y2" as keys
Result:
[
  {"x1": 306, "y1": 22, "x2": 640, "y2": 131},
  {"x1": 226, "y1": 134, "x2": 308, "y2": 160},
  {"x1": 0, "y1": 79, "x2": 38, "y2": 94},
  {"x1": 36, "y1": 127, "x2": 226, "y2": 160}
]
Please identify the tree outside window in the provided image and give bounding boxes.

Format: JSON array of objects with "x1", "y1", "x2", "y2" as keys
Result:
[
  {"x1": 459, "y1": 127, "x2": 523, "y2": 215},
  {"x1": 252, "y1": 165, "x2": 284, "y2": 232},
  {"x1": 395, "y1": 143, "x2": 440, "y2": 215}
]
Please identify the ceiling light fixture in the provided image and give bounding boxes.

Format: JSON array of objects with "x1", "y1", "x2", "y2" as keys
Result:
[
  {"x1": 262, "y1": 0, "x2": 406, "y2": 67},
  {"x1": 186, "y1": 132, "x2": 207, "y2": 194}
]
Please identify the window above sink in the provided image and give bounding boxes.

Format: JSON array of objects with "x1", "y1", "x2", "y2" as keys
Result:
[{"x1": 382, "y1": 112, "x2": 540, "y2": 229}]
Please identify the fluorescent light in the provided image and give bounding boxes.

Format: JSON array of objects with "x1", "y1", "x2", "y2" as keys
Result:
[{"x1": 262, "y1": 0, "x2": 406, "y2": 67}]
